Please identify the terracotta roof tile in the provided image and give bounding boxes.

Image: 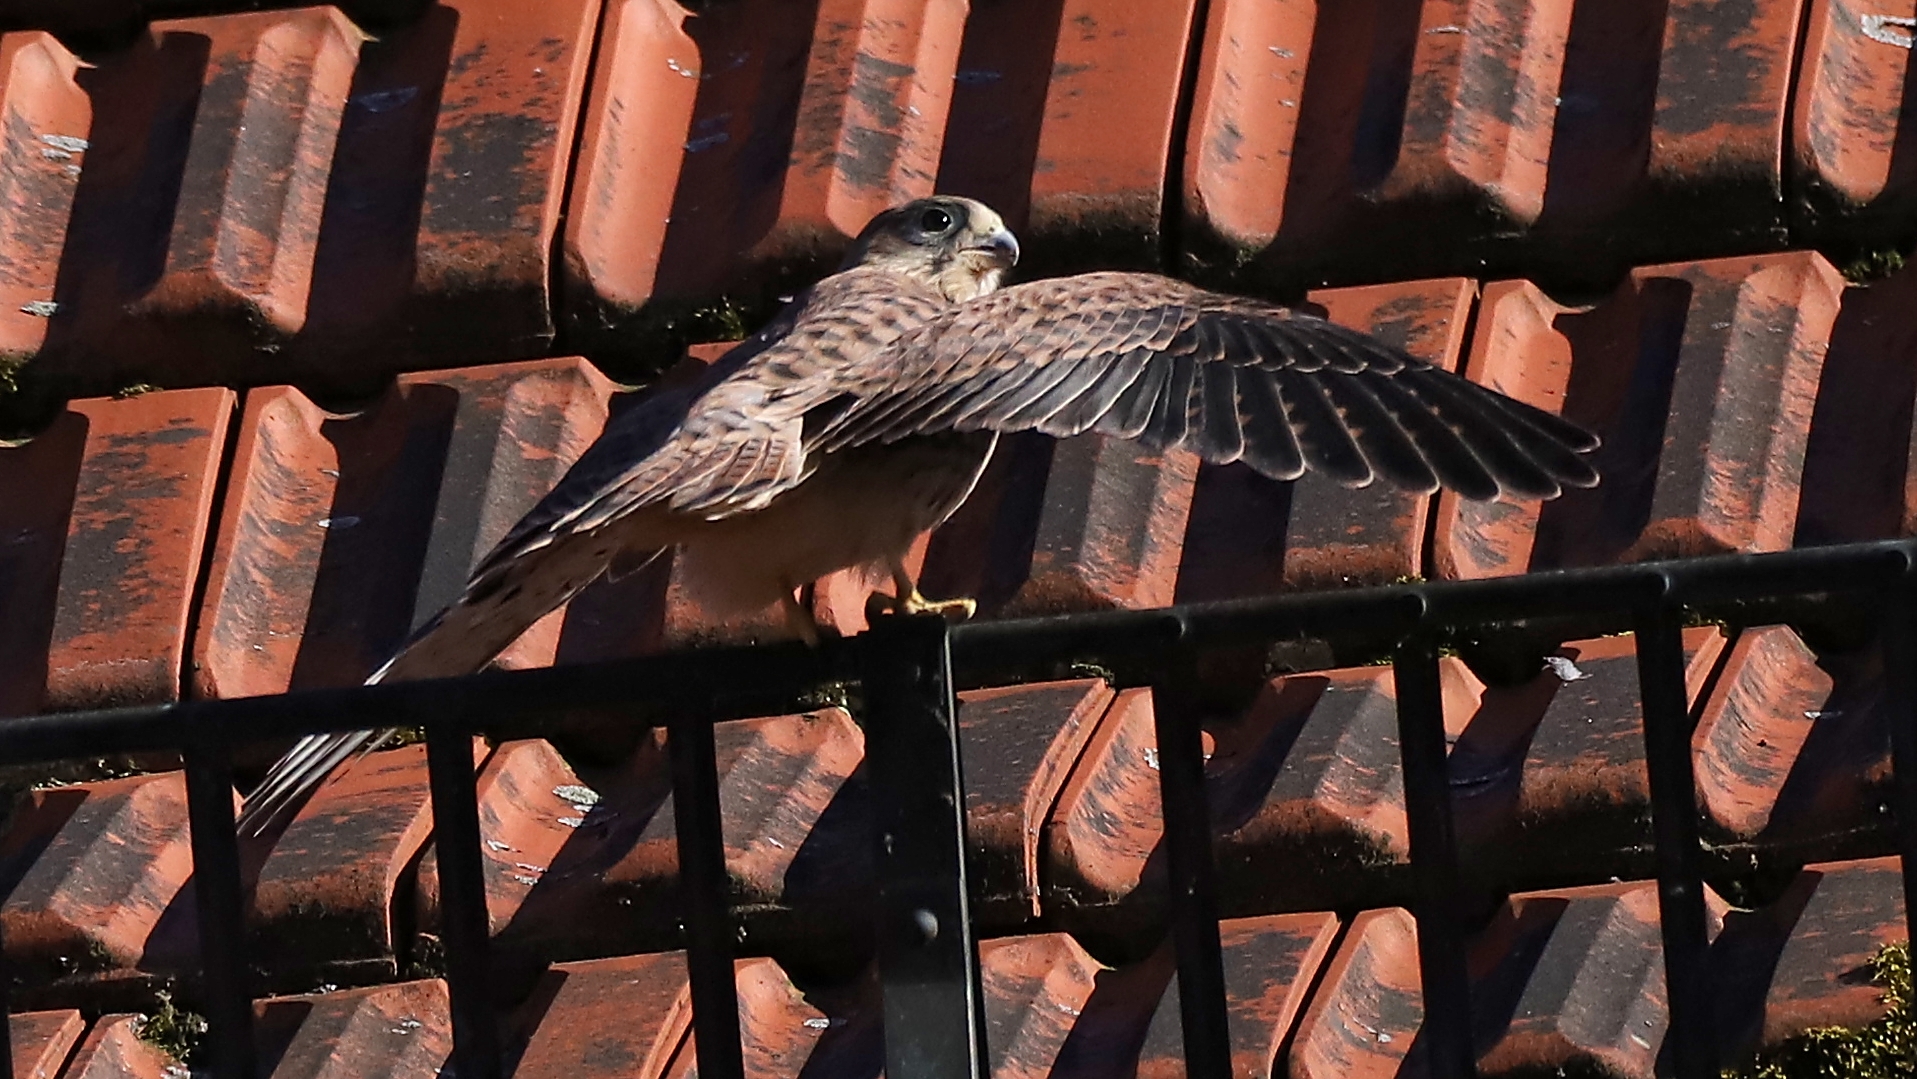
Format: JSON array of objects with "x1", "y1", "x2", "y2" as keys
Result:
[
  {"x1": 1791, "y1": 0, "x2": 1917, "y2": 250},
  {"x1": 249, "y1": 740, "x2": 446, "y2": 989},
  {"x1": 57, "y1": 1012, "x2": 177, "y2": 1078},
  {"x1": 1436, "y1": 252, "x2": 1843, "y2": 579},
  {"x1": 1715, "y1": 854, "x2": 1907, "y2": 1050},
  {"x1": 192, "y1": 357, "x2": 619, "y2": 700},
  {"x1": 7, "y1": 1008, "x2": 84, "y2": 1078},
  {"x1": 0, "y1": 772, "x2": 202, "y2": 1005},
  {"x1": 0, "y1": 389, "x2": 231, "y2": 718},
  {"x1": 252, "y1": 978, "x2": 452, "y2": 1077},
  {"x1": 1183, "y1": 0, "x2": 1804, "y2": 290}
]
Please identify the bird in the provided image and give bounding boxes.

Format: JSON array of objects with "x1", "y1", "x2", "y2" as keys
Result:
[{"x1": 235, "y1": 195, "x2": 1600, "y2": 835}]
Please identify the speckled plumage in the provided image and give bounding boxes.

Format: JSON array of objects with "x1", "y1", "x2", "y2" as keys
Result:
[{"x1": 238, "y1": 196, "x2": 1600, "y2": 835}]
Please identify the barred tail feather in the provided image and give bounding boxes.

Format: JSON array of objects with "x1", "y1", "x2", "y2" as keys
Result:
[{"x1": 237, "y1": 534, "x2": 647, "y2": 837}]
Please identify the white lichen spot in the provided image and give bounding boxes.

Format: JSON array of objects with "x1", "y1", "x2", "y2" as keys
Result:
[
  {"x1": 1863, "y1": 14, "x2": 1917, "y2": 47},
  {"x1": 667, "y1": 57, "x2": 698, "y2": 78},
  {"x1": 317, "y1": 516, "x2": 360, "y2": 530},
  {"x1": 40, "y1": 146, "x2": 70, "y2": 160},
  {"x1": 1426, "y1": 24, "x2": 1464, "y2": 34},
  {"x1": 1543, "y1": 655, "x2": 1589, "y2": 682},
  {"x1": 1267, "y1": 45, "x2": 1294, "y2": 58},
  {"x1": 19, "y1": 299, "x2": 58, "y2": 317},
  {"x1": 487, "y1": 839, "x2": 513, "y2": 852},
  {"x1": 40, "y1": 133, "x2": 88, "y2": 153},
  {"x1": 557, "y1": 816, "x2": 585, "y2": 828},
  {"x1": 553, "y1": 783, "x2": 599, "y2": 806},
  {"x1": 1142, "y1": 747, "x2": 1160, "y2": 771},
  {"x1": 512, "y1": 874, "x2": 539, "y2": 886},
  {"x1": 804, "y1": 1017, "x2": 831, "y2": 1030},
  {"x1": 1806, "y1": 710, "x2": 1841, "y2": 720}
]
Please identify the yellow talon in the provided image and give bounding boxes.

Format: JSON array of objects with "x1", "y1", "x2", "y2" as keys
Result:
[{"x1": 865, "y1": 589, "x2": 977, "y2": 623}]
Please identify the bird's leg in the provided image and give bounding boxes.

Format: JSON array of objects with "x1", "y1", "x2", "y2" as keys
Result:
[
  {"x1": 781, "y1": 583, "x2": 823, "y2": 647},
  {"x1": 864, "y1": 558, "x2": 977, "y2": 622}
]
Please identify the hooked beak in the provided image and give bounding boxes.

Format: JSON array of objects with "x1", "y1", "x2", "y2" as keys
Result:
[{"x1": 968, "y1": 228, "x2": 1020, "y2": 270}]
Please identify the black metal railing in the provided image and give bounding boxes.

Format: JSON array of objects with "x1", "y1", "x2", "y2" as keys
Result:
[{"x1": 1, "y1": 537, "x2": 1915, "y2": 1079}]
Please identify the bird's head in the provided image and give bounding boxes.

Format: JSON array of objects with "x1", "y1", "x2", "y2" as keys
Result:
[{"x1": 842, "y1": 196, "x2": 1020, "y2": 302}]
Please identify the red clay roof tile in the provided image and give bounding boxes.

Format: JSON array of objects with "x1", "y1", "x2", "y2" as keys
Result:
[
  {"x1": 1183, "y1": 0, "x2": 1804, "y2": 290},
  {"x1": 252, "y1": 978, "x2": 452, "y2": 1077},
  {"x1": 0, "y1": 388, "x2": 231, "y2": 718},
  {"x1": 193, "y1": 357, "x2": 619, "y2": 700},
  {"x1": 57, "y1": 1012, "x2": 177, "y2": 1078},
  {"x1": 0, "y1": 773, "x2": 204, "y2": 1004},
  {"x1": 8, "y1": 1008, "x2": 83, "y2": 1078},
  {"x1": 1437, "y1": 253, "x2": 1842, "y2": 580}
]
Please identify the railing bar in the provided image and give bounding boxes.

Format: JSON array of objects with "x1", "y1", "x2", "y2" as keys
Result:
[
  {"x1": 2, "y1": 540, "x2": 1915, "y2": 769},
  {"x1": 424, "y1": 728, "x2": 502, "y2": 1079},
  {"x1": 182, "y1": 741, "x2": 256, "y2": 1079},
  {"x1": 1882, "y1": 588, "x2": 1917, "y2": 952},
  {"x1": 1154, "y1": 652, "x2": 1231, "y2": 1079},
  {"x1": 667, "y1": 708, "x2": 746, "y2": 1079},
  {"x1": 1633, "y1": 611, "x2": 1716, "y2": 1079},
  {"x1": 861, "y1": 614, "x2": 987, "y2": 1079},
  {"x1": 1392, "y1": 637, "x2": 1476, "y2": 1079}
]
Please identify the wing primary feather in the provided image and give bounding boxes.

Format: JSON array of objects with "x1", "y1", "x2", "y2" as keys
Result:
[
  {"x1": 1462, "y1": 385, "x2": 1603, "y2": 484},
  {"x1": 1143, "y1": 353, "x2": 1199, "y2": 450},
  {"x1": 1196, "y1": 359, "x2": 1246, "y2": 463},
  {"x1": 1317, "y1": 368, "x2": 1439, "y2": 493},
  {"x1": 1104, "y1": 359, "x2": 1169, "y2": 439},
  {"x1": 1396, "y1": 368, "x2": 1567, "y2": 499},
  {"x1": 1234, "y1": 368, "x2": 1307, "y2": 480},
  {"x1": 1359, "y1": 369, "x2": 1501, "y2": 499},
  {"x1": 1274, "y1": 366, "x2": 1373, "y2": 485}
]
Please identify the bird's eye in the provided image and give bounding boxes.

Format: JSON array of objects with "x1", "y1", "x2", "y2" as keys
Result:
[{"x1": 918, "y1": 206, "x2": 954, "y2": 233}]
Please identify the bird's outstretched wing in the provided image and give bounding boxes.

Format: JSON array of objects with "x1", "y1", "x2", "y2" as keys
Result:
[
  {"x1": 811, "y1": 272, "x2": 1598, "y2": 500},
  {"x1": 236, "y1": 274, "x2": 934, "y2": 836}
]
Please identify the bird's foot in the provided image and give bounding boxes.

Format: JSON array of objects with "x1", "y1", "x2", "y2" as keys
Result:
[{"x1": 865, "y1": 589, "x2": 977, "y2": 623}]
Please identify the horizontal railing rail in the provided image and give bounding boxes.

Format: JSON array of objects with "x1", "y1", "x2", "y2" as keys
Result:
[{"x1": 0, "y1": 537, "x2": 1911, "y2": 1079}]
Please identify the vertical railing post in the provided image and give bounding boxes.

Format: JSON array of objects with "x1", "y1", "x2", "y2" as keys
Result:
[
  {"x1": 1882, "y1": 581, "x2": 1917, "y2": 952},
  {"x1": 1633, "y1": 609, "x2": 1715, "y2": 1079},
  {"x1": 183, "y1": 739, "x2": 257, "y2": 1079},
  {"x1": 1392, "y1": 635, "x2": 1476, "y2": 1079},
  {"x1": 861, "y1": 613, "x2": 987, "y2": 1079},
  {"x1": 1153, "y1": 648, "x2": 1231, "y2": 1078},
  {"x1": 424, "y1": 726, "x2": 501, "y2": 1079},
  {"x1": 667, "y1": 705, "x2": 745, "y2": 1079}
]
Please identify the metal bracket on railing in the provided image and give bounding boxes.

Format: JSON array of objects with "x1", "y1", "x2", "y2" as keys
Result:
[
  {"x1": 1631, "y1": 606, "x2": 1716, "y2": 1079},
  {"x1": 861, "y1": 613, "x2": 989, "y2": 1079},
  {"x1": 667, "y1": 701, "x2": 746, "y2": 1079},
  {"x1": 1391, "y1": 635, "x2": 1476, "y2": 1079},
  {"x1": 182, "y1": 739, "x2": 258, "y2": 1079},
  {"x1": 1151, "y1": 645, "x2": 1232, "y2": 1078},
  {"x1": 424, "y1": 726, "x2": 502, "y2": 1079},
  {"x1": 1881, "y1": 575, "x2": 1917, "y2": 954}
]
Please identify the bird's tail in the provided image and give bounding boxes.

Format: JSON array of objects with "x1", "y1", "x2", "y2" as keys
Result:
[{"x1": 235, "y1": 536, "x2": 649, "y2": 837}]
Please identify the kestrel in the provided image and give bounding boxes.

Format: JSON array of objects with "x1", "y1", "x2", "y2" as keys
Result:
[{"x1": 238, "y1": 196, "x2": 1598, "y2": 834}]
